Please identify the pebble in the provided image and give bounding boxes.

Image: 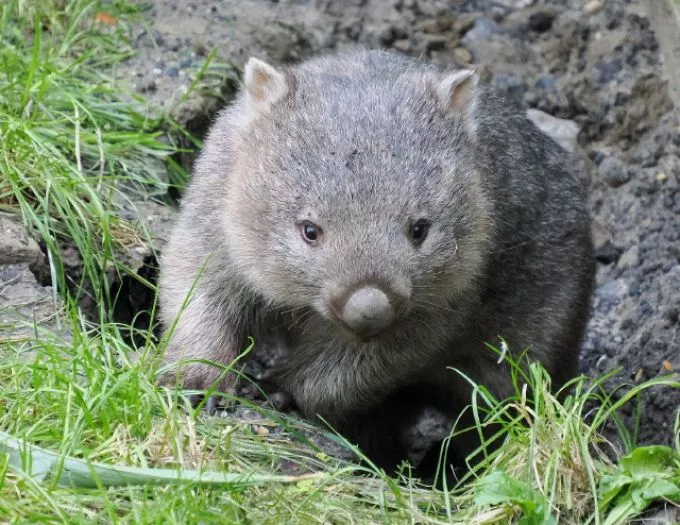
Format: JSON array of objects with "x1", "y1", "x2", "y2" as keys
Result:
[
  {"x1": 453, "y1": 47, "x2": 472, "y2": 64},
  {"x1": 584, "y1": 0, "x2": 604, "y2": 15},
  {"x1": 253, "y1": 425, "x2": 270, "y2": 437},
  {"x1": 461, "y1": 17, "x2": 502, "y2": 45},
  {"x1": 392, "y1": 39, "x2": 411, "y2": 53},
  {"x1": 600, "y1": 156, "x2": 631, "y2": 188},
  {"x1": 535, "y1": 74, "x2": 556, "y2": 90},
  {"x1": 526, "y1": 108, "x2": 579, "y2": 153}
]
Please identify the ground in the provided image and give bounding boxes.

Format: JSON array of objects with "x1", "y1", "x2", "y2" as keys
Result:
[{"x1": 1, "y1": 0, "x2": 679, "y2": 520}]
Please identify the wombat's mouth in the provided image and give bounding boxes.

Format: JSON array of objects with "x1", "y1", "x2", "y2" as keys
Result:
[{"x1": 331, "y1": 317, "x2": 394, "y2": 343}]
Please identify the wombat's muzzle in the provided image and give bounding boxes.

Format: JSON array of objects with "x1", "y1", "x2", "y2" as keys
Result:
[{"x1": 329, "y1": 285, "x2": 405, "y2": 339}]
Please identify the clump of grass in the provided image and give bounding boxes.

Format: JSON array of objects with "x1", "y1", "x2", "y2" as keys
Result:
[
  {"x1": 0, "y1": 0, "x2": 184, "y2": 319},
  {"x1": 3, "y1": 321, "x2": 678, "y2": 523}
]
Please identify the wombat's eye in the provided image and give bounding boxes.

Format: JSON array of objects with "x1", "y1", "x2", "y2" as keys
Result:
[
  {"x1": 409, "y1": 219, "x2": 431, "y2": 246},
  {"x1": 300, "y1": 221, "x2": 322, "y2": 244}
]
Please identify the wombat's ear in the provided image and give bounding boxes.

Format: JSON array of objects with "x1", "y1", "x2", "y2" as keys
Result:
[
  {"x1": 243, "y1": 57, "x2": 289, "y2": 111},
  {"x1": 435, "y1": 69, "x2": 479, "y2": 138}
]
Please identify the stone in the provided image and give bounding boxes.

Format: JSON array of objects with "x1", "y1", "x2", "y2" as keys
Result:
[
  {"x1": 0, "y1": 264, "x2": 59, "y2": 342},
  {"x1": 584, "y1": 1, "x2": 604, "y2": 15},
  {"x1": 453, "y1": 47, "x2": 472, "y2": 64},
  {"x1": 461, "y1": 17, "x2": 502, "y2": 45},
  {"x1": 599, "y1": 156, "x2": 632, "y2": 188},
  {"x1": 0, "y1": 213, "x2": 43, "y2": 267},
  {"x1": 526, "y1": 109, "x2": 580, "y2": 154}
]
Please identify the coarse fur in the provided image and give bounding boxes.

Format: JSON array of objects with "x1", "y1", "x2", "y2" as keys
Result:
[{"x1": 157, "y1": 50, "x2": 595, "y2": 474}]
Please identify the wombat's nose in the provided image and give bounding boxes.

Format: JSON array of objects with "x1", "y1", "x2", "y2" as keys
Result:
[{"x1": 336, "y1": 287, "x2": 396, "y2": 338}]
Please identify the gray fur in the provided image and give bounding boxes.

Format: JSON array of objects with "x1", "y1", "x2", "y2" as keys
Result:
[{"x1": 157, "y1": 50, "x2": 594, "y2": 472}]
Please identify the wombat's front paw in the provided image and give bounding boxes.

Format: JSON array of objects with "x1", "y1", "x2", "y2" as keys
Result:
[
  {"x1": 158, "y1": 363, "x2": 236, "y2": 416},
  {"x1": 158, "y1": 360, "x2": 234, "y2": 388},
  {"x1": 239, "y1": 377, "x2": 294, "y2": 411}
]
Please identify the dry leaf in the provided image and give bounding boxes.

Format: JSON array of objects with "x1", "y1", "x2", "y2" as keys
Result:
[{"x1": 95, "y1": 12, "x2": 117, "y2": 26}]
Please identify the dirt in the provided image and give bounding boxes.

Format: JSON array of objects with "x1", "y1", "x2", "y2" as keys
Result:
[{"x1": 3, "y1": 0, "x2": 678, "y2": 468}]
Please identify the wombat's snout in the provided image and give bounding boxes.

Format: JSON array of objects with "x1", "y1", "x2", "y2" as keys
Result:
[{"x1": 330, "y1": 286, "x2": 403, "y2": 339}]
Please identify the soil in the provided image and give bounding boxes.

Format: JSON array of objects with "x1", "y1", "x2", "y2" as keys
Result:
[{"x1": 3, "y1": 0, "x2": 678, "y2": 469}]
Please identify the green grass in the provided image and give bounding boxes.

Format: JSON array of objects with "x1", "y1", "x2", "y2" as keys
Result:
[
  {"x1": 0, "y1": 0, "x2": 187, "y2": 318},
  {"x1": 1, "y1": 1, "x2": 679, "y2": 523}
]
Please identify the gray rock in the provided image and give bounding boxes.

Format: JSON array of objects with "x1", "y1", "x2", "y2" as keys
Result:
[
  {"x1": 526, "y1": 109, "x2": 580, "y2": 154},
  {"x1": 0, "y1": 215, "x2": 64, "y2": 347},
  {"x1": 600, "y1": 156, "x2": 632, "y2": 188},
  {"x1": 0, "y1": 264, "x2": 59, "y2": 342},
  {"x1": 461, "y1": 17, "x2": 502, "y2": 45},
  {"x1": 0, "y1": 213, "x2": 43, "y2": 267}
]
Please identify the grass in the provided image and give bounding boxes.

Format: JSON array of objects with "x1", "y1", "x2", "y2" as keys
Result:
[
  {"x1": 0, "y1": 0, "x2": 679, "y2": 523},
  {"x1": 0, "y1": 0, "x2": 187, "y2": 319}
]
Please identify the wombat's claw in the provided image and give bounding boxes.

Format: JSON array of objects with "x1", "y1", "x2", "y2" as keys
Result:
[
  {"x1": 206, "y1": 395, "x2": 219, "y2": 415},
  {"x1": 187, "y1": 393, "x2": 220, "y2": 415},
  {"x1": 265, "y1": 391, "x2": 292, "y2": 411}
]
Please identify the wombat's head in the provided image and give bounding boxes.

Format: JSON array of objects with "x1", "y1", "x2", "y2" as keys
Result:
[{"x1": 209, "y1": 51, "x2": 493, "y2": 341}]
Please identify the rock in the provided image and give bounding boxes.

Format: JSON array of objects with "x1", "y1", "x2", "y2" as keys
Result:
[
  {"x1": 0, "y1": 264, "x2": 59, "y2": 342},
  {"x1": 392, "y1": 39, "x2": 412, "y2": 53},
  {"x1": 0, "y1": 213, "x2": 67, "y2": 342},
  {"x1": 170, "y1": 91, "x2": 220, "y2": 130},
  {"x1": 0, "y1": 213, "x2": 43, "y2": 267},
  {"x1": 584, "y1": 0, "x2": 604, "y2": 15},
  {"x1": 599, "y1": 156, "x2": 632, "y2": 188},
  {"x1": 453, "y1": 47, "x2": 472, "y2": 64},
  {"x1": 526, "y1": 109, "x2": 580, "y2": 154},
  {"x1": 535, "y1": 74, "x2": 556, "y2": 90},
  {"x1": 461, "y1": 17, "x2": 502, "y2": 45}
]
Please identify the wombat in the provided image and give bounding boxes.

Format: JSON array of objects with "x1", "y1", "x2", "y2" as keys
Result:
[{"x1": 157, "y1": 50, "x2": 594, "y2": 475}]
